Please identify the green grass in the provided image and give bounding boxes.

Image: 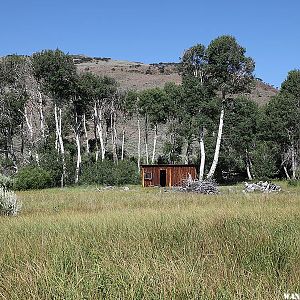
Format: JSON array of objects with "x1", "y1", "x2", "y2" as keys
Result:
[{"x1": 0, "y1": 185, "x2": 299, "y2": 299}]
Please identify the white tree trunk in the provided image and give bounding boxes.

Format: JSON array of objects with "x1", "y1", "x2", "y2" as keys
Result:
[
  {"x1": 145, "y1": 116, "x2": 149, "y2": 164},
  {"x1": 284, "y1": 165, "x2": 291, "y2": 180},
  {"x1": 291, "y1": 145, "x2": 296, "y2": 180},
  {"x1": 207, "y1": 106, "x2": 225, "y2": 179},
  {"x1": 246, "y1": 149, "x2": 253, "y2": 180},
  {"x1": 54, "y1": 104, "x2": 66, "y2": 187},
  {"x1": 94, "y1": 102, "x2": 106, "y2": 160},
  {"x1": 111, "y1": 108, "x2": 118, "y2": 164},
  {"x1": 151, "y1": 124, "x2": 158, "y2": 164},
  {"x1": 38, "y1": 91, "x2": 45, "y2": 142},
  {"x1": 137, "y1": 118, "x2": 141, "y2": 170},
  {"x1": 121, "y1": 127, "x2": 125, "y2": 160},
  {"x1": 246, "y1": 162, "x2": 253, "y2": 181},
  {"x1": 93, "y1": 103, "x2": 99, "y2": 161},
  {"x1": 184, "y1": 141, "x2": 189, "y2": 164},
  {"x1": 199, "y1": 129, "x2": 205, "y2": 180},
  {"x1": 83, "y1": 113, "x2": 89, "y2": 154},
  {"x1": 75, "y1": 130, "x2": 81, "y2": 184},
  {"x1": 24, "y1": 107, "x2": 34, "y2": 160}
]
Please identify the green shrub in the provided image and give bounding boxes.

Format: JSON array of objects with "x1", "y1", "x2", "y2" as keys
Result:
[
  {"x1": 79, "y1": 159, "x2": 139, "y2": 186},
  {"x1": 252, "y1": 141, "x2": 279, "y2": 180},
  {"x1": 288, "y1": 180, "x2": 299, "y2": 187},
  {"x1": 0, "y1": 187, "x2": 21, "y2": 216},
  {"x1": 0, "y1": 174, "x2": 14, "y2": 190},
  {"x1": 39, "y1": 151, "x2": 64, "y2": 187},
  {"x1": 115, "y1": 160, "x2": 140, "y2": 185},
  {"x1": 14, "y1": 166, "x2": 53, "y2": 190}
]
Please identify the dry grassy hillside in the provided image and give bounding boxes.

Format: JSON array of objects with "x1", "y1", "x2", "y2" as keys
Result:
[{"x1": 74, "y1": 55, "x2": 278, "y2": 105}]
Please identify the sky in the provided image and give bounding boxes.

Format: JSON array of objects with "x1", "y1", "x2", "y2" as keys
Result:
[{"x1": 1, "y1": 0, "x2": 299, "y2": 88}]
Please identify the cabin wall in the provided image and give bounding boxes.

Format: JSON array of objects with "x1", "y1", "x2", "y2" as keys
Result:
[
  {"x1": 142, "y1": 166, "x2": 197, "y2": 187},
  {"x1": 170, "y1": 166, "x2": 197, "y2": 186}
]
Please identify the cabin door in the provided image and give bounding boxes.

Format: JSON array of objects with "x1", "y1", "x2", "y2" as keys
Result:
[{"x1": 160, "y1": 170, "x2": 166, "y2": 187}]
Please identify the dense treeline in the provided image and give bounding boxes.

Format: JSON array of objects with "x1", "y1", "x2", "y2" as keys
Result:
[{"x1": 0, "y1": 35, "x2": 299, "y2": 189}]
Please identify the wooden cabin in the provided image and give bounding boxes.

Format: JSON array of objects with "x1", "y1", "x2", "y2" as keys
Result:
[{"x1": 141, "y1": 164, "x2": 197, "y2": 187}]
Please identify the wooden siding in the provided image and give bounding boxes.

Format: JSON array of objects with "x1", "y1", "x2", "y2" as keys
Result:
[{"x1": 141, "y1": 165, "x2": 197, "y2": 187}]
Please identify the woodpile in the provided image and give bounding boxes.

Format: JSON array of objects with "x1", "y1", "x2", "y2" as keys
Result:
[
  {"x1": 244, "y1": 181, "x2": 281, "y2": 193},
  {"x1": 179, "y1": 178, "x2": 219, "y2": 194}
]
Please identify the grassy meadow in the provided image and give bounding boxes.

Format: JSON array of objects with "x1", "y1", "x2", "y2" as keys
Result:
[{"x1": 0, "y1": 184, "x2": 300, "y2": 299}]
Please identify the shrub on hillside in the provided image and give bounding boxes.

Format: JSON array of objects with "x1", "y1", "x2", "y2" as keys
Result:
[{"x1": 14, "y1": 166, "x2": 53, "y2": 190}]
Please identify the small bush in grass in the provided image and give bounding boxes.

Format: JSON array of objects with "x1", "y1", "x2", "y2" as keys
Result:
[
  {"x1": 14, "y1": 166, "x2": 53, "y2": 190},
  {"x1": 0, "y1": 187, "x2": 21, "y2": 216},
  {"x1": 288, "y1": 180, "x2": 299, "y2": 187},
  {"x1": 0, "y1": 174, "x2": 14, "y2": 190}
]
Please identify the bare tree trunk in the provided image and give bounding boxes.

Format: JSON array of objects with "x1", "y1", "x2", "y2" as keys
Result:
[
  {"x1": 207, "y1": 105, "x2": 225, "y2": 179},
  {"x1": 54, "y1": 104, "x2": 66, "y2": 187},
  {"x1": 93, "y1": 103, "x2": 99, "y2": 161},
  {"x1": 246, "y1": 149, "x2": 253, "y2": 180},
  {"x1": 55, "y1": 129, "x2": 59, "y2": 152},
  {"x1": 20, "y1": 123, "x2": 24, "y2": 155},
  {"x1": 291, "y1": 144, "x2": 296, "y2": 180},
  {"x1": 121, "y1": 126, "x2": 125, "y2": 160},
  {"x1": 38, "y1": 91, "x2": 45, "y2": 142},
  {"x1": 284, "y1": 165, "x2": 291, "y2": 180},
  {"x1": 74, "y1": 129, "x2": 81, "y2": 184},
  {"x1": 151, "y1": 124, "x2": 158, "y2": 164},
  {"x1": 137, "y1": 117, "x2": 141, "y2": 169},
  {"x1": 199, "y1": 127, "x2": 205, "y2": 180},
  {"x1": 75, "y1": 134, "x2": 81, "y2": 184},
  {"x1": 83, "y1": 114, "x2": 89, "y2": 154},
  {"x1": 246, "y1": 162, "x2": 253, "y2": 181},
  {"x1": 99, "y1": 108, "x2": 106, "y2": 160},
  {"x1": 74, "y1": 112, "x2": 82, "y2": 184},
  {"x1": 145, "y1": 115, "x2": 149, "y2": 164},
  {"x1": 24, "y1": 106, "x2": 34, "y2": 160},
  {"x1": 111, "y1": 104, "x2": 118, "y2": 164},
  {"x1": 23, "y1": 106, "x2": 40, "y2": 164},
  {"x1": 94, "y1": 102, "x2": 106, "y2": 161}
]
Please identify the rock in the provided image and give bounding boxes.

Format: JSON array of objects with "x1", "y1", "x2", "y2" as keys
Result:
[{"x1": 244, "y1": 181, "x2": 281, "y2": 193}]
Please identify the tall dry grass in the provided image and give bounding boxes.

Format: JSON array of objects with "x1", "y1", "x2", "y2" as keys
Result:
[{"x1": 0, "y1": 185, "x2": 299, "y2": 299}]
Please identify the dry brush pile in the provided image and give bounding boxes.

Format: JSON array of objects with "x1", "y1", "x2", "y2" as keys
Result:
[{"x1": 179, "y1": 178, "x2": 219, "y2": 194}]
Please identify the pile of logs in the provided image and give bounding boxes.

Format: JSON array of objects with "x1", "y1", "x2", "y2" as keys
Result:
[
  {"x1": 179, "y1": 178, "x2": 219, "y2": 194},
  {"x1": 244, "y1": 181, "x2": 281, "y2": 193}
]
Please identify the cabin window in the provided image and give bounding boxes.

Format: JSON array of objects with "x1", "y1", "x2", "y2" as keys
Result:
[{"x1": 144, "y1": 172, "x2": 152, "y2": 180}]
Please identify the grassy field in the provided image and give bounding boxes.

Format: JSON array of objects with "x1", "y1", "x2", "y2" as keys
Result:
[{"x1": 0, "y1": 184, "x2": 300, "y2": 299}]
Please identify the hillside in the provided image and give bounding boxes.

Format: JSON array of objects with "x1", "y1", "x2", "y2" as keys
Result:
[{"x1": 74, "y1": 55, "x2": 278, "y2": 106}]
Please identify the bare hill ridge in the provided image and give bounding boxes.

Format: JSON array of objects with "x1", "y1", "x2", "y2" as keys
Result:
[{"x1": 74, "y1": 55, "x2": 278, "y2": 105}]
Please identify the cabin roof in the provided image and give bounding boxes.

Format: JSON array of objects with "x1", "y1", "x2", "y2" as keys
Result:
[{"x1": 141, "y1": 164, "x2": 197, "y2": 168}]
